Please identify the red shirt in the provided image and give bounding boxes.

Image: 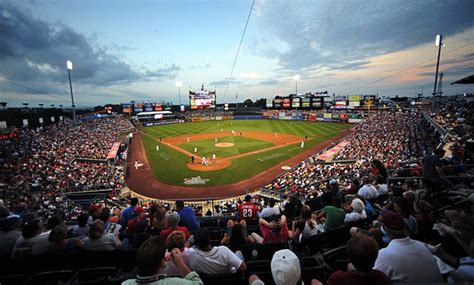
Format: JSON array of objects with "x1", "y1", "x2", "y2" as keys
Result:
[
  {"x1": 328, "y1": 270, "x2": 389, "y2": 285},
  {"x1": 160, "y1": 226, "x2": 191, "y2": 242},
  {"x1": 238, "y1": 202, "x2": 258, "y2": 220}
]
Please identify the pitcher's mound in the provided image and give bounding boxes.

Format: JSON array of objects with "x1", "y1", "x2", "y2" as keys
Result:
[{"x1": 215, "y1": 143, "x2": 234, "y2": 148}]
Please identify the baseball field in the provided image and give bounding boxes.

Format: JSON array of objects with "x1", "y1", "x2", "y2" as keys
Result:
[{"x1": 136, "y1": 120, "x2": 350, "y2": 188}]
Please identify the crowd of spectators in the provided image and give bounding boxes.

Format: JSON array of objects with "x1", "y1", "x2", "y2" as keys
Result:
[
  {"x1": 179, "y1": 109, "x2": 234, "y2": 121},
  {"x1": 1, "y1": 98, "x2": 473, "y2": 284},
  {"x1": 0, "y1": 115, "x2": 134, "y2": 223}
]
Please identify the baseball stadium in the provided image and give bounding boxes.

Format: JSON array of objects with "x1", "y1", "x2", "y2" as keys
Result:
[{"x1": 1, "y1": 1, "x2": 474, "y2": 285}]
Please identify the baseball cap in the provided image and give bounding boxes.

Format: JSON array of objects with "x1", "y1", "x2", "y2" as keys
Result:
[
  {"x1": 134, "y1": 207, "x2": 145, "y2": 214},
  {"x1": 271, "y1": 249, "x2": 301, "y2": 285},
  {"x1": 0, "y1": 214, "x2": 21, "y2": 230},
  {"x1": 380, "y1": 210, "x2": 405, "y2": 232},
  {"x1": 329, "y1": 179, "x2": 337, "y2": 185},
  {"x1": 244, "y1": 195, "x2": 252, "y2": 202}
]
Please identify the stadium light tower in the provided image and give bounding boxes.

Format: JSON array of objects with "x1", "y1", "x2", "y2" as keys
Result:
[
  {"x1": 66, "y1": 60, "x2": 77, "y2": 125},
  {"x1": 432, "y1": 34, "x2": 444, "y2": 96},
  {"x1": 175, "y1": 81, "x2": 183, "y2": 105},
  {"x1": 292, "y1": 74, "x2": 301, "y2": 96}
]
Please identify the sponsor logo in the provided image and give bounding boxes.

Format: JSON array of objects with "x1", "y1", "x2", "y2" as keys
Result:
[{"x1": 183, "y1": 176, "x2": 210, "y2": 185}]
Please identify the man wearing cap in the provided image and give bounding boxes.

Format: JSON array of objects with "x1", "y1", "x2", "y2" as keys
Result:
[
  {"x1": 238, "y1": 195, "x2": 259, "y2": 221},
  {"x1": 357, "y1": 176, "x2": 378, "y2": 200},
  {"x1": 249, "y1": 249, "x2": 308, "y2": 285},
  {"x1": 374, "y1": 211, "x2": 443, "y2": 283},
  {"x1": 127, "y1": 207, "x2": 149, "y2": 234}
]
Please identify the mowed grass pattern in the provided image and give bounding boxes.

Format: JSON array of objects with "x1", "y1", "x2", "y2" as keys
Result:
[
  {"x1": 141, "y1": 120, "x2": 349, "y2": 186},
  {"x1": 179, "y1": 136, "x2": 275, "y2": 158}
]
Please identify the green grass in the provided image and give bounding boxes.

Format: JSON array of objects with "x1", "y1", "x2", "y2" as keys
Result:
[
  {"x1": 141, "y1": 120, "x2": 350, "y2": 187},
  {"x1": 179, "y1": 136, "x2": 275, "y2": 158}
]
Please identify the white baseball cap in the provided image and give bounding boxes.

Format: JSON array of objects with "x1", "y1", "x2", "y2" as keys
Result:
[{"x1": 271, "y1": 249, "x2": 301, "y2": 285}]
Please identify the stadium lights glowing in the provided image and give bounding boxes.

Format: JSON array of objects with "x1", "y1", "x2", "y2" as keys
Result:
[
  {"x1": 175, "y1": 81, "x2": 183, "y2": 105},
  {"x1": 66, "y1": 60, "x2": 77, "y2": 125},
  {"x1": 292, "y1": 74, "x2": 300, "y2": 96}
]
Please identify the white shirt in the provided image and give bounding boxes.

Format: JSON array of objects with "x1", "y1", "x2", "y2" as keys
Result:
[
  {"x1": 344, "y1": 210, "x2": 367, "y2": 223},
  {"x1": 374, "y1": 237, "x2": 443, "y2": 283},
  {"x1": 357, "y1": 184, "x2": 378, "y2": 200},
  {"x1": 189, "y1": 246, "x2": 242, "y2": 274},
  {"x1": 11, "y1": 231, "x2": 50, "y2": 258},
  {"x1": 301, "y1": 220, "x2": 319, "y2": 238},
  {"x1": 375, "y1": 184, "x2": 388, "y2": 196},
  {"x1": 161, "y1": 247, "x2": 194, "y2": 276},
  {"x1": 259, "y1": 206, "x2": 280, "y2": 218}
]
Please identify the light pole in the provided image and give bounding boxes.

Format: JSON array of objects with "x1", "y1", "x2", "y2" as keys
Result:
[
  {"x1": 175, "y1": 81, "x2": 183, "y2": 106},
  {"x1": 67, "y1": 60, "x2": 77, "y2": 125},
  {"x1": 292, "y1": 74, "x2": 300, "y2": 96},
  {"x1": 433, "y1": 34, "x2": 444, "y2": 96}
]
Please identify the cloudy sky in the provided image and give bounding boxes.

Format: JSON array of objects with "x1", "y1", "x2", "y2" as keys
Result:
[{"x1": 1, "y1": 0, "x2": 473, "y2": 107}]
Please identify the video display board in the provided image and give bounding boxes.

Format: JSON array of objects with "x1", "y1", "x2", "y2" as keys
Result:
[
  {"x1": 282, "y1": 98, "x2": 291, "y2": 108},
  {"x1": 291, "y1": 97, "x2": 301, "y2": 108},
  {"x1": 189, "y1": 88, "x2": 216, "y2": 110},
  {"x1": 302, "y1": 97, "x2": 311, "y2": 108},
  {"x1": 348, "y1": 95, "x2": 362, "y2": 108}
]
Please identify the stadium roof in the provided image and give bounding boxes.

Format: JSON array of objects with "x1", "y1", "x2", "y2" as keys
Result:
[{"x1": 451, "y1": 74, "x2": 474, "y2": 85}]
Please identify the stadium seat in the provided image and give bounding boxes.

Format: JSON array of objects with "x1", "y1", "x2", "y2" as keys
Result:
[
  {"x1": 0, "y1": 274, "x2": 27, "y2": 285},
  {"x1": 254, "y1": 243, "x2": 287, "y2": 260},
  {"x1": 68, "y1": 267, "x2": 117, "y2": 285},
  {"x1": 322, "y1": 245, "x2": 350, "y2": 272},
  {"x1": 198, "y1": 272, "x2": 244, "y2": 285},
  {"x1": 107, "y1": 267, "x2": 137, "y2": 285},
  {"x1": 227, "y1": 243, "x2": 255, "y2": 261},
  {"x1": 320, "y1": 225, "x2": 351, "y2": 250},
  {"x1": 24, "y1": 270, "x2": 75, "y2": 285},
  {"x1": 301, "y1": 265, "x2": 329, "y2": 285},
  {"x1": 199, "y1": 217, "x2": 220, "y2": 228}
]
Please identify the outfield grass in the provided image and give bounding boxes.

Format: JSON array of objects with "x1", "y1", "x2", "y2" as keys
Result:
[
  {"x1": 141, "y1": 120, "x2": 349, "y2": 186},
  {"x1": 179, "y1": 136, "x2": 275, "y2": 158}
]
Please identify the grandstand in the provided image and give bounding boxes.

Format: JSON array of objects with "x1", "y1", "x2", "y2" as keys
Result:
[{"x1": 0, "y1": 94, "x2": 473, "y2": 285}]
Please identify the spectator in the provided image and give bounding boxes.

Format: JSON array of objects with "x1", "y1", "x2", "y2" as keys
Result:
[
  {"x1": 0, "y1": 214, "x2": 22, "y2": 256},
  {"x1": 127, "y1": 207, "x2": 149, "y2": 234},
  {"x1": 253, "y1": 215, "x2": 291, "y2": 244},
  {"x1": 250, "y1": 249, "x2": 305, "y2": 285},
  {"x1": 122, "y1": 236, "x2": 203, "y2": 285},
  {"x1": 258, "y1": 199, "x2": 280, "y2": 219},
  {"x1": 46, "y1": 223, "x2": 83, "y2": 253},
  {"x1": 357, "y1": 176, "x2": 378, "y2": 200},
  {"x1": 283, "y1": 194, "x2": 303, "y2": 220},
  {"x1": 422, "y1": 148, "x2": 446, "y2": 195},
  {"x1": 100, "y1": 208, "x2": 122, "y2": 235},
  {"x1": 71, "y1": 213, "x2": 90, "y2": 239},
  {"x1": 188, "y1": 228, "x2": 246, "y2": 274},
  {"x1": 373, "y1": 174, "x2": 388, "y2": 197},
  {"x1": 371, "y1": 159, "x2": 388, "y2": 181},
  {"x1": 161, "y1": 231, "x2": 194, "y2": 276},
  {"x1": 238, "y1": 195, "x2": 259, "y2": 221},
  {"x1": 318, "y1": 196, "x2": 345, "y2": 231},
  {"x1": 83, "y1": 220, "x2": 121, "y2": 251},
  {"x1": 176, "y1": 201, "x2": 199, "y2": 232},
  {"x1": 324, "y1": 234, "x2": 389, "y2": 285},
  {"x1": 292, "y1": 205, "x2": 320, "y2": 241},
  {"x1": 392, "y1": 197, "x2": 418, "y2": 237},
  {"x1": 160, "y1": 212, "x2": 190, "y2": 242},
  {"x1": 374, "y1": 211, "x2": 443, "y2": 283},
  {"x1": 120, "y1": 197, "x2": 139, "y2": 227},
  {"x1": 344, "y1": 198, "x2": 367, "y2": 223},
  {"x1": 11, "y1": 219, "x2": 50, "y2": 258},
  {"x1": 221, "y1": 220, "x2": 254, "y2": 246},
  {"x1": 152, "y1": 206, "x2": 168, "y2": 233}
]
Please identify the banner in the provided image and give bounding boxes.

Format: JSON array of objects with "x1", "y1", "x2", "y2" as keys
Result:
[
  {"x1": 291, "y1": 97, "x2": 301, "y2": 108},
  {"x1": 106, "y1": 142, "x2": 121, "y2": 160},
  {"x1": 318, "y1": 141, "x2": 350, "y2": 161},
  {"x1": 308, "y1": 114, "x2": 317, "y2": 122}
]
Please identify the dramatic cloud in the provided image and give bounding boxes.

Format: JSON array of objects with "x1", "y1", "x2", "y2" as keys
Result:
[
  {"x1": 255, "y1": 0, "x2": 474, "y2": 72},
  {"x1": 0, "y1": 4, "x2": 179, "y2": 94}
]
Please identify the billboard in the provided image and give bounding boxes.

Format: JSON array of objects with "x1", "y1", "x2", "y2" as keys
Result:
[
  {"x1": 348, "y1": 95, "x2": 362, "y2": 108},
  {"x1": 273, "y1": 98, "x2": 282, "y2": 108},
  {"x1": 312, "y1": 97, "x2": 323, "y2": 108},
  {"x1": 189, "y1": 85, "x2": 216, "y2": 109},
  {"x1": 302, "y1": 97, "x2": 311, "y2": 108},
  {"x1": 133, "y1": 102, "x2": 144, "y2": 113},
  {"x1": 282, "y1": 98, "x2": 291, "y2": 108},
  {"x1": 291, "y1": 97, "x2": 301, "y2": 108},
  {"x1": 122, "y1": 103, "x2": 132, "y2": 113}
]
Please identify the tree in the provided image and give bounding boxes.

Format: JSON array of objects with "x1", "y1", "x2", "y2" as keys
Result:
[
  {"x1": 254, "y1": 98, "x2": 267, "y2": 108},
  {"x1": 243, "y1": 99, "x2": 253, "y2": 107}
]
